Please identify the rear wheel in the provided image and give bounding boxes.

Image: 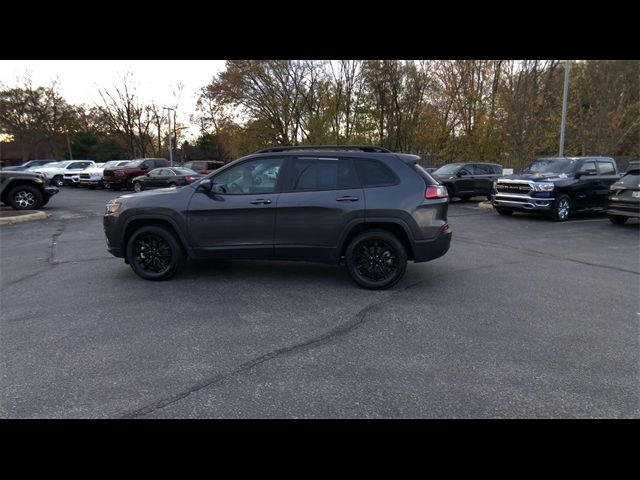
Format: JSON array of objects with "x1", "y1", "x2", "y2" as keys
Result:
[
  {"x1": 345, "y1": 230, "x2": 407, "y2": 290},
  {"x1": 133, "y1": 181, "x2": 143, "y2": 192},
  {"x1": 8, "y1": 185, "x2": 44, "y2": 210},
  {"x1": 495, "y1": 207, "x2": 513, "y2": 216},
  {"x1": 126, "y1": 225, "x2": 185, "y2": 280},
  {"x1": 609, "y1": 215, "x2": 628, "y2": 225},
  {"x1": 551, "y1": 194, "x2": 572, "y2": 222}
]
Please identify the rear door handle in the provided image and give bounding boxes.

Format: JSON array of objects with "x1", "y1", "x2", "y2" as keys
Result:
[
  {"x1": 336, "y1": 196, "x2": 359, "y2": 202},
  {"x1": 250, "y1": 199, "x2": 272, "y2": 205}
]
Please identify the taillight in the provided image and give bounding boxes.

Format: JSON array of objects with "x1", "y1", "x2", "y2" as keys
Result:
[
  {"x1": 425, "y1": 185, "x2": 448, "y2": 199},
  {"x1": 185, "y1": 176, "x2": 196, "y2": 182}
]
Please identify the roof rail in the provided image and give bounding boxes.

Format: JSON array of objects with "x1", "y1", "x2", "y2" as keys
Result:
[{"x1": 255, "y1": 145, "x2": 391, "y2": 154}]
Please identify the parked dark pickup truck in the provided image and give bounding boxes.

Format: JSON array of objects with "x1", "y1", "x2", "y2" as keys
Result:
[
  {"x1": 0, "y1": 170, "x2": 59, "y2": 210},
  {"x1": 491, "y1": 156, "x2": 621, "y2": 221}
]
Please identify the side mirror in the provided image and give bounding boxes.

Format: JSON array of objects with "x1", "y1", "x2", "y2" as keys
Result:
[
  {"x1": 198, "y1": 179, "x2": 212, "y2": 192},
  {"x1": 458, "y1": 170, "x2": 467, "y2": 176}
]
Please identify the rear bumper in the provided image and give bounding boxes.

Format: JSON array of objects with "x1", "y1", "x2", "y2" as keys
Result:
[{"x1": 413, "y1": 231, "x2": 452, "y2": 263}]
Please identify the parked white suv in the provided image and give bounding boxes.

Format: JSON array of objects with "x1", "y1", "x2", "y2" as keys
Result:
[
  {"x1": 77, "y1": 160, "x2": 130, "y2": 188},
  {"x1": 33, "y1": 160, "x2": 95, "y2": 187}
]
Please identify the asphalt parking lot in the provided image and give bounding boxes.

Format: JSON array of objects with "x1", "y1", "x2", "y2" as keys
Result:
[{"x1": 1, "y1": 187, "x2": 638, "y2": 418}]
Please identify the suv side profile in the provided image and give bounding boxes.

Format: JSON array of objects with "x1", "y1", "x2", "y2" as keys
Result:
[{"x1": 103, "y1": 146, "x2": 452, "y2": 289}]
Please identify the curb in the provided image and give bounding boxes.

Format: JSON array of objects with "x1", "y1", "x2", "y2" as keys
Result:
[
  {"x1": 478, "y1": 201, "x2": 494, "y2": 210},
  {"x1": 0, "y1": 211, "x2": 50, "y2": 226}
]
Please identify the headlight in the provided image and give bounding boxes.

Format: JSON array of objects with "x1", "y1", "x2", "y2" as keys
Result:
[
  {"x1": 533, "y1": 182, "x2": 555, "y2": 192},
  {"x1": 105, "y1": 202, "x2": 122, "y2": 214}
]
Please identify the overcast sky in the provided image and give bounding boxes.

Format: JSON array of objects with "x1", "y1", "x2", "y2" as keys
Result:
[{"x1": 0, "y1": 60, "x2": 228, "y2": 140}]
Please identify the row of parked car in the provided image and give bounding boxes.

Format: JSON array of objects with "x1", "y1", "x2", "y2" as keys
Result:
[
  {"x1": 1, "y1": 154, "x2": 638, "y2": 226},
  {"x1": 426, "y1": 157, "x2": 639, "y2": 225}
]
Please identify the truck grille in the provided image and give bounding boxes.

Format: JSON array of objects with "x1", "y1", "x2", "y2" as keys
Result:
[
  {"x1": 80, "y1": 174, "x2": 91, "y2": 179},
  {"x1": 496, "y1": 182, "x2": 532, "y2": 195}
]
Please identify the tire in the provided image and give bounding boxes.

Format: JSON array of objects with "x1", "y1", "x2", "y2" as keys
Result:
[
  {"x1": 7, "y1": 185, "x2": 44, "y2": 210},
  {"x1": 168, "y1": 182, "x2": 177, "y2": 187},
  {"x1": 495, "y1": 207, "x2": 513, "y2": 216},
  {"x1": 345, "y1": 229, "x2": 407, "y2": 290},
  {"x1": 126, "y1": 178, "x2": 134, "y2": 190},
  {"x1": 609, "y1": 215, "x2": 628, "y2": 225},
  {"x1": 551, "y1": 194, "x2": 572, "y2": 222},
  {"x1": 52, "y1": 175, "x2": 64, "y2": 187},
  {"x1": 133, "y1": 181, "x2": 143, "y2": 192},
  {"x1": 126, "y1": 225, "x2": 185, "y2": 281}
]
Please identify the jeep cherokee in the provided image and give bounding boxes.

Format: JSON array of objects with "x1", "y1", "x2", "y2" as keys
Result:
[{"x1": 103, "y1": 146, "x2": 452, "y2": 289}]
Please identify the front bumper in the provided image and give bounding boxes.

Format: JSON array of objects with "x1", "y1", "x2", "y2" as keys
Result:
[
  {"x1": 492, "y1": 194, "x2": 555, "y2": 211},
  {"x1": 413, "y1": 231, "x2": 452, "y2": 263},
  {"x1": 44, "y1": 186, "x2": 59, "y2": 197},
  {"x1": 79, "y1": 179, "x2": 102, "y2": 186}
]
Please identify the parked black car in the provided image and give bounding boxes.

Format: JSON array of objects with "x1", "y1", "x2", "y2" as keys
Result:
[
  {"x1": 132, "y1": 167, "x2": 204, "y2": 192},
  {"x1": 431, "y1": 162, "x2": 503, "y2": 201},
  {"x1": 607, "y1": 165, "x2": 639, "y2": 224},
  {"x1": 1, "y1": 160, "x2": 58, "y2": 171},
  {"x1": 104, "y1": 145, "x2": 452, "y2": 289},
  {"x1": 0, "y1": 170, "x2": 59, "y2": 210},
  {"x1": 492, "y1": 157, "x2": 621, "y2": 221}
]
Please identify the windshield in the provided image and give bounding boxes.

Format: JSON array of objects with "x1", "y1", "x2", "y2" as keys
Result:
[
  {"x1": 38, "y1": 162, "x2": 61, "y2": 168},
  {"x1": 616, "y1": 172, "x2": 640, "y2": 188},
  {"x1": 123, "y1": 160, "x2": 142, "y2": 167},
  {"x1": 522, "y1": 159, "x2": 577, "y2": 174},
  {"x1": 433, "y1": 164, "x2": 462, "y2": 175}
]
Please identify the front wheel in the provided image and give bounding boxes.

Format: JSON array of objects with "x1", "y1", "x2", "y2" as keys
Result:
[
  {"x1": 345, "y1": 230, "x2": 407, "y2": 290},
  {"x1": 52, "y1": 175, "x2": 64, "y2": 187},
  {"x1": 552, "y1": 194, "x2": 572, "y2": 222},
  {"x1": 8, "y1": 185, "x2": 44, "y2": 210},
  {"x1": 126, "y1": 225, "x2": 185, "y2": 280},
  {"x1": 133, "y1": 181, "x2": 143, "y2": 192},
  {"x1": 609, "y1": 215, "x2": 628, "y2": 225}
]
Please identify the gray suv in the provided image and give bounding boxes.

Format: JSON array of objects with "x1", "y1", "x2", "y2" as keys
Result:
[{"x1": 103, "y1": 146, "x2": 452, "y2": 289}]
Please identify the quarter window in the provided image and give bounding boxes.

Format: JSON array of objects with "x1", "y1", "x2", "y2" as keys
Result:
[{"x1": 354, "y1": 159, "x2": 397, "y2": 186}]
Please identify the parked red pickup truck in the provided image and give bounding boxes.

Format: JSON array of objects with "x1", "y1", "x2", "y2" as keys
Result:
[{"x1": 103, "y1": 158, "x2": 169, "y2": 190}]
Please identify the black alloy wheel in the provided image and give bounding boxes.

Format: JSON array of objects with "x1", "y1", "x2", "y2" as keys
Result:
[
  {"x1": 126, "y1": 225, "x2": 185, "y2": 280},
  {"x1": 345, "y1": 230, "x2": 407, "y2": 289}
]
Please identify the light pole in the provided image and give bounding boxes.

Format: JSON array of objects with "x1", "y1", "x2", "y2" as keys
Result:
[
  {"x1": 163, "y1": 106, "x2": 176, "y2": 166},
  {"x1": 559, "y1": 60, "x2": 571, "y2": 157}
]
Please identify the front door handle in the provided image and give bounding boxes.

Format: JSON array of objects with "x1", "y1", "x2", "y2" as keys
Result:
[
  {"x1": 250, "y1": 199, "x2": 272, "y2": 205},
  {"x1": 336, "y1": 196, "x2": 359, "y2": 202}
]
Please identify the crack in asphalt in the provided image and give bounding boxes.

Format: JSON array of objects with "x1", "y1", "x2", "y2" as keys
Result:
[
  {"x1": 2, "y1": 221, "x2": 67, "y2": 288},
  {"x1": 455, "y1": 236, "x2": 640, "y2": 275},
  {"x1": 119, "y1": 260, "x2": 522, "y2": 419}
]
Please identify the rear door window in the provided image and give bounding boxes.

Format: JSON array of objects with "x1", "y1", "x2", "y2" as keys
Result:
[
  {"x1": 597, "y1": 161, "x2": 615, "y2": 175},
  {"x1": 288, "y1": 157, "x2": 359, "y2": 191}
]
